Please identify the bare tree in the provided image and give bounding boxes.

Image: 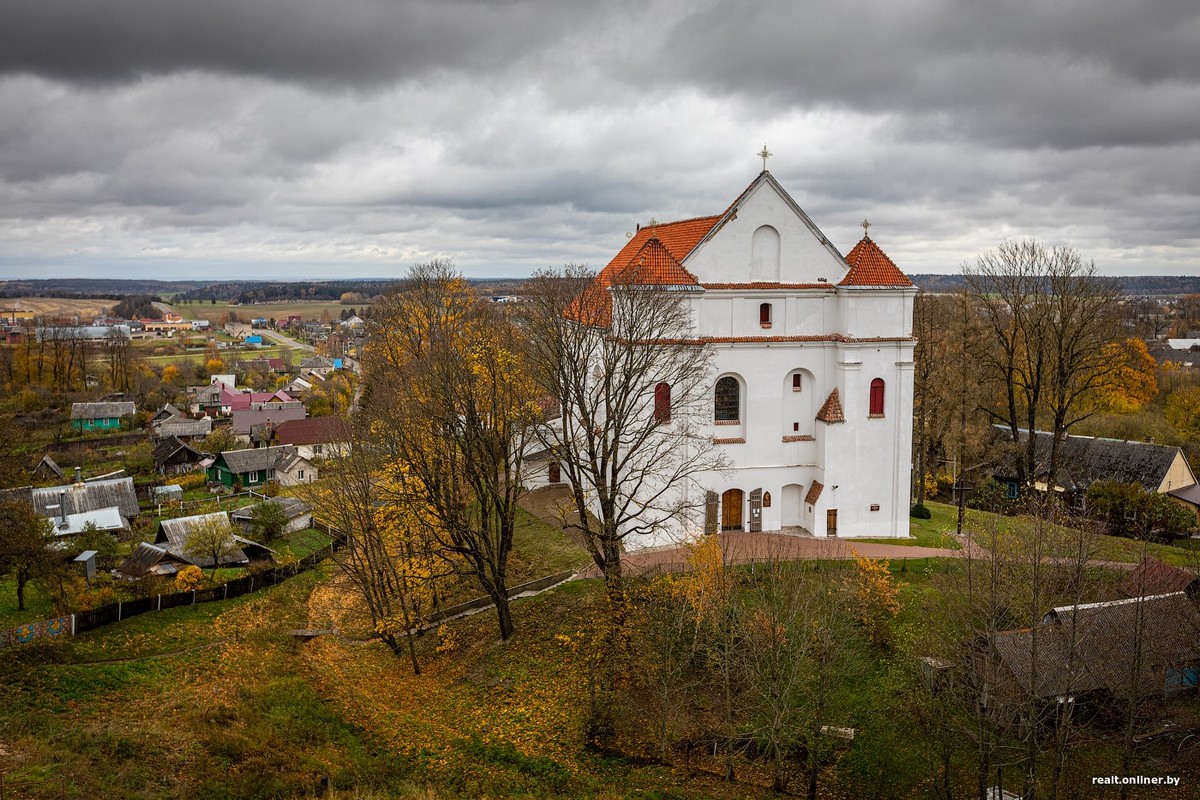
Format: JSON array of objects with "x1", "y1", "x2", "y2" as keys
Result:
[
  {"x1": 964, "y1": 241, "x2": 1121, "y2": 488},
  {"x1": 521, "y1": 265, "x2": 722, "y2": 608}
]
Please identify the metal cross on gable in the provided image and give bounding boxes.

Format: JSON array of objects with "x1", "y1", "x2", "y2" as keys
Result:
[
  {"x1": 861, "y1": 218, "x2": 871, "y2": 238},
  {"x1": 758, "y1": 145, "x2": 772, "y2": 171}
]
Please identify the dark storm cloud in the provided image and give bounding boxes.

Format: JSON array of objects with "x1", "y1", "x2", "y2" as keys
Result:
[{"x1": 0, "y1": 0, "x2": 608, "y2": 86}]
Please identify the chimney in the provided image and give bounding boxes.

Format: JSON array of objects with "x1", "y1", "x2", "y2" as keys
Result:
[{"x1": 74, "y1": 466, "x2": 82, "y2": 484}]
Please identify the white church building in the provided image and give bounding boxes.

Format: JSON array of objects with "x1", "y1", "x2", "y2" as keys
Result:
[{"x1": 571, "y1": 170, "x2": 918, "y2": 543}]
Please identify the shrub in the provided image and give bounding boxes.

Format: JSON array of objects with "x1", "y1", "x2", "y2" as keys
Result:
[
  {"x1": 176, "y1": 471, "x2": 208, "y2": 492},
  {"x1": 909, "y1": 504, "x2": 932, "y2": 519},
  {"x1": 175, "y1": 565, "x2": 205, "y2": 592}
]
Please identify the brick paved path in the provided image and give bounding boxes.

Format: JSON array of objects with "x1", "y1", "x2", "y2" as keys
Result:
[{"x1": 574, "y1": 530, "x2": 961, "y2": 579}]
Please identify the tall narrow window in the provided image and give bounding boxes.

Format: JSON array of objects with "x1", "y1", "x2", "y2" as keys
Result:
[
  {"x1": 869, "y1": 378, "x2": 885, "y2": 416},
  {"x1": 792, "y1": 373, "x2": 802, "y2": 391},
  {"x1": 759, "y1": 302, "x2": 772, "y2": 327},
  {"x1": 654, "y1": 382, "x2": 671, "y2": 424},
  {"x1": 548, "y1": 462, "x2": 561, "y2": 483},
  {"x1": 715, "y1": 376, "x2": 740, "y2": 421}
]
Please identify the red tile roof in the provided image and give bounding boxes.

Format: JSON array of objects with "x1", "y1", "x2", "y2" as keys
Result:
[
  {"x1": 839, "y1": 236, "x2": 913, "y2": 287},
  {"x1": 567, "y1": 216, "x2": 719, "y2": 324},
  {"x1": 613, "y1": 237, "x2": 699, "y2": 287},
  {"x1": 816, "y1": 388, "x2": 845, "y2": 423}
]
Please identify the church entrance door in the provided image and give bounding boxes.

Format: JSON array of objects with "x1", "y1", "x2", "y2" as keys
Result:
[
  {"x1": 826, "y1": 509, "x2": 838, "y2": 537},
  {"x1": 748, "y1": 488, "x2": 763, "y2": 532},
  {"x1": 721, "y1": 489, "x2": 744, "y2": 531}
]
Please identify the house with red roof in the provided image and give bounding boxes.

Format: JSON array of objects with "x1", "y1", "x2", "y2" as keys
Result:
[{"x1": 551, "y1": 170, "x2": 916, "y2": 544}]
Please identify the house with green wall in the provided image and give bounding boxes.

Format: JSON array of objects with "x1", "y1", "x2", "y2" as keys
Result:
[
  {"x1": 70, "y1": 401, "x2": 137, "y2": 432},
  {"x1": 206, "y1": 445, "x2": 316, "y2": 489}
]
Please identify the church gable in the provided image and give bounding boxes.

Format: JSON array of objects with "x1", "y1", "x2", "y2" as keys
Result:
[{"x1": 682, "y1": 173, "x2": 850, "y2": 286}]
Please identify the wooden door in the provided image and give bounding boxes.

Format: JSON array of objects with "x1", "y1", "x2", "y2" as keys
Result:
[
  {"x1": 705, "y1": 491, "x2": 719, "y2": 535},
  {"x1": 749, "y1": 488, "x2": 763, "y2": 532},
  {"x1": 826, "y1": 508, "x2": 838, "y2": 537},
  {"x1": 721, "y1": 489, "x2": 744, "y2": 531}
]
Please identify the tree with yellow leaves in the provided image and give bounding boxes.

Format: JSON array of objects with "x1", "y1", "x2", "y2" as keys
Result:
[
  {"x1": 299, "y1": 431, "x2": 445, "y2": 674},
  {"x1": 365, "y1": 261, "x2": 540, "y2": 641},
  {"x1": 851, "y1": 550, "x2": 901, "y2": 651}
]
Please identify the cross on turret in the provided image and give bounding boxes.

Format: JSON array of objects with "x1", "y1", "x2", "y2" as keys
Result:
[{"x1": 758, "y1": 145, "x2": 772, "y2": 172}]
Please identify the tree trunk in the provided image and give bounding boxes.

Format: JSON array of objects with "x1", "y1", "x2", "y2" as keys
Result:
[
  {"x1": 16, "y1": 567, "x2": 29, "y2": 611},
  {"x1": 493, "y1": 592, "x2": 515, "y2": 641}
]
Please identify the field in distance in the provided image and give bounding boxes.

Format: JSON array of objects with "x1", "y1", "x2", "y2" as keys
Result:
[
  {"x1": 1, "y1": 297, "x2": 118, "y2": 320},
  {"x1": 170, "y1": 300, "x2": 362, "y2": 322}
]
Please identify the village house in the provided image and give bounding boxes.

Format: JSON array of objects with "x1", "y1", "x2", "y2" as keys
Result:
[
  {"x1": 31, "y1": 471, "x2": 140, "y2": 520},
  {"x1": 153, "y1": 435, "x2": 209, "y2": 475},
  {"x1": 270, "y1": 416, "x2": 351, "y2": 460},
  {"x1": 991, "y1": 591, "x2": 1200, "y2": 709},
  {"x1": 153, "y1": 512, "x2": 276, "y2": 569},
  {"x1": 230, "y1": 497, "x2": 313, "y2": 536},
  {"x1": 993, "y1": 427, "x2": 1200, "y2": 518},
  {"x1": 299, "y1": 355, "x2": 338, "y2": 378},
  {"x1": 206, "y1": 445, "x2": 317, "y2": 489},
  {"x1": 70, "y1": 401, "x2": 137, "y2": 432},
  {"x1": 117, "y1": 542, "x2": 194, "y2": 580}
]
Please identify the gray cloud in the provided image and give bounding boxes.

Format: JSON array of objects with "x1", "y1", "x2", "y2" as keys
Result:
[{"x1": 0, "y1": 0, "x2": 1197, "y2": 280}]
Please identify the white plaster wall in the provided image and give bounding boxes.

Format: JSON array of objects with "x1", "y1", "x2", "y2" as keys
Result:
[{"x1": 684, "y1": 183, "x2": 848, "y2": 285}]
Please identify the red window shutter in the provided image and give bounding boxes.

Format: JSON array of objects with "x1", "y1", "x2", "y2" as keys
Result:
[
  {"x1": 869, "y1": 378, "x2": 885, "y2": 416},
  {"x1": 654, "y1": 382, "x2": 671, "y2": 424}
]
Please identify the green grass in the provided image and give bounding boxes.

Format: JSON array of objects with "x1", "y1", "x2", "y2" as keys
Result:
[
  {"x1": 0, "y1": 578, "x2": 56, "y2": 630},
  {"x1": 277, "y1": 527, "x2": 334, "y2": 560},
  {"x1": 507, "y1": 506, "x2": 593, "y2": 582},
  {"x1": 856, "y1": 500, "x2": 964, "y2": 549}
]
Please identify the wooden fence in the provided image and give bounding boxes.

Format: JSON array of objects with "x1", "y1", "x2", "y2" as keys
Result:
[{"x1": 1, "y1": 542, "x2": 337, "y2": 648}]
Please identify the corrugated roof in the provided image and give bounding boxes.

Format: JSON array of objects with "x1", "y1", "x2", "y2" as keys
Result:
[
  {"x1": 217, "y1": 445, "x2": 304, "y2": 475},
  {"x1": 997, "y1": 592, "x2": 1200, "y2": 699},
  {"x1": 230, "y1": 496, "x2": 311, "y2": 522},
  {"x1": 1120, "y1": 558, "x2": 1200, "y2": 598},
  {"x1": 70, "y1": 401, "x2": 137, "y2": 420},
  {"x1": 839, "y1": 236, "x2": 913, "y2": 287},
  {"x1": 153, "y1": 417, "x2": 213, "y2": 438},
  {"x1": 118, "y1": 542, "x2": 193, "y2": 578},
  {"x1": 232, "y1": 403, "x2": 307, "y2": 435},
  {"x1": 155, "y1": 512, "x2": 248, "y2": 568},
  {"x1": 32, "y1": 476, "x2": 139, "y2": 518}
]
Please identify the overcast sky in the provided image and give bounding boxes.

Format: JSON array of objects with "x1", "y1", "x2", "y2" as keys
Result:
[{"x1": 1, "y1": 0, "x2": 1198, "y2": 281}]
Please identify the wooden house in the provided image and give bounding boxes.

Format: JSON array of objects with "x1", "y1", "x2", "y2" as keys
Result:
[{"x1": 70, "y1": 401, "x2": 137, "y2": 432}]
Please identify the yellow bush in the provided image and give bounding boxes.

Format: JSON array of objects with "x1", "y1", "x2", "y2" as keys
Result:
[{"x1": 175, "y1": 565, "x2": 205, "y2": 592}]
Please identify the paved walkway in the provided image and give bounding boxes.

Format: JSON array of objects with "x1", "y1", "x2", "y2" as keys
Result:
[{"x1": 574, "y1": 531, "x2": 960, "y2": 579}]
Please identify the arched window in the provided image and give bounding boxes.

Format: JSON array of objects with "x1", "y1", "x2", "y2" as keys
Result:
[
  {"x1": 759, "y1": 302, "x2": 772, "y2": 327},
  {"x1": 715, "y1": 376, "x2": 740, "y2": 421},
  {"x1": 762, "y1": 491, "x2": 772, "y2": 508},
  {"x1": 654, "y1": 382, "x2": 671, "y2": 424},
  {"x1": 869, "y1": 378, "x2": 885, "y2": 416}
]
